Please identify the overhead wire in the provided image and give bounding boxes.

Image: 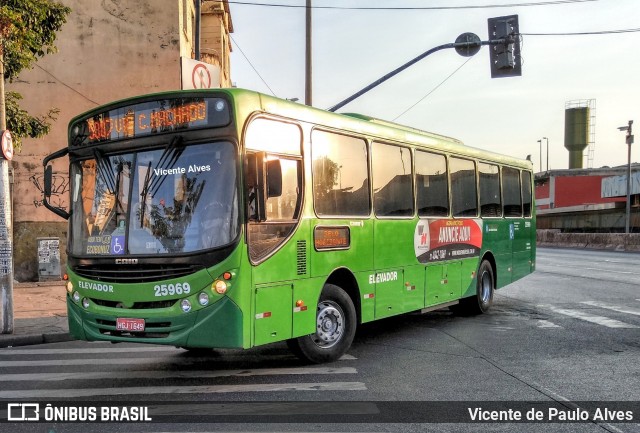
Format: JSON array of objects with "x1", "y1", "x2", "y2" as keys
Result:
[
  {"x1": 223, "y1": 0, "x2": 600, "y2": 10},
  {"x1": 230, "y1": 35, "x2": 278, "y2": 96},
  {"x1": 34, "y1": 64, "x2": 100, "y2": 106},
  {"x1": 393, "y1": 23, "x2": 637, "y2": 120},
  {"x1": 521, "y1": 28, "x2": 640, "y2": 36},
  {"x1": 393, "y1": 57, "x2": 475, "y2": 122}
]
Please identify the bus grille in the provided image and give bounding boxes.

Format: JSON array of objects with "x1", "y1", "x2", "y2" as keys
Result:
[
  {"x1": 91, "y1": 298, "x2": 177, "y2": 309},
  {"x1": 296, "y1": 240, "x2": 307, "y2": 275},
  {"x1": 73, "y1": 264, "x2": 202, "y2": 283}
]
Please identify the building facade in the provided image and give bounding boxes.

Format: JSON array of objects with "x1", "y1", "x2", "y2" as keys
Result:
[
  {"x1": 535, "y1": 166, "x2": 640, "y2": 232},
  {"x1": 7, "y1": 0, "x2": 233, "y2": 281}
]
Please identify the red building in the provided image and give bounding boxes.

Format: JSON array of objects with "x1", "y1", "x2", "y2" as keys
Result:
[{"x1": 535, "y1": 165, "x2": 640, "y2": 232}]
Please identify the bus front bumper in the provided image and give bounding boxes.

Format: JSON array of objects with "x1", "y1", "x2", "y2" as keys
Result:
[{"x1": 67, "y1": 297, "x2": 244, "y2": 349}]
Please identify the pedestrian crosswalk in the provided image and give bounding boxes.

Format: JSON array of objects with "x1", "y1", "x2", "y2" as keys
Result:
[
  {"x1": 0, "y1": 300, "x2": 638, "y2": 401},
  {"x1": 535, "y1": 299, "x2": 640, "y2": 330},
  {"x1": 0, "y1": 345, "x2": 365, "y2": 399}
]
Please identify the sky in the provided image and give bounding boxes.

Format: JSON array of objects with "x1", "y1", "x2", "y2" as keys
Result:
[{"x1": 226, "y1": 0, "x2": 639, "y2": 172}]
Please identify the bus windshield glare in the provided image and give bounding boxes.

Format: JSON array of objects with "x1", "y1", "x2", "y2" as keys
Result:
[{"x1": 69, "y1": 141, "x2": 239, "y2": 256}]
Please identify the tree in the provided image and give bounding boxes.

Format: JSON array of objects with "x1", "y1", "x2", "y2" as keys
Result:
[{"x1": 0, "y1": 0, "x2": 70, "y2": 149}]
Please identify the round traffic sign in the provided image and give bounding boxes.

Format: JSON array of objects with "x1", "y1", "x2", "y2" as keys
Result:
[
  {"x1": 192, "y1": 63, "x2": 212, "y2": 89},
  {"x1": 0, "y1": 130, "x2": 14, "y2": 161}
]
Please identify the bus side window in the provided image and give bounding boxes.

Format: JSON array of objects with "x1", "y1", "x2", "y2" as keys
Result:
[
  {"x1": 502, "y1": 167, "x2": 523, "y2": 217},
  {"x1": 244, "y1": 117, "x2": 303, "y2": 263},
  {"x1": 521, "y1": 170, "x2": 532, "y2": 217},
  {"x1": 372, "y1": 142, "x2": 413, "y2": 217},
  {"x1": 311, "y1": 130, "x2": 370, "y2": 217},
  {"x1": 450, "y1": 157, "x2": 478, "y2": 218},
  {"x1": 479, "y1": 162, "x2": 502, "y2": 217},
  {"x1": 416, "y1": 150, "x2": 449, "y2": 217},
  {"x1": 246, "y1": 157, "x2": 302, "y2": 263}
]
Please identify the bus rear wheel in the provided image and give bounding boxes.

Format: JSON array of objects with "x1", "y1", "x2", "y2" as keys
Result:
[
  {"x1": 287, "y1": 284, "x2": 356, "y2": 364},
  {"x1": 456, "y1": 260, "x2": 494, "y2": 315}
]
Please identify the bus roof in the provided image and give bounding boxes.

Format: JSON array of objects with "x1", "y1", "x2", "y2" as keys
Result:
[
  {"x1": 251, "y1": 89, "x2": 531, "y2": 170},
  {"x1": 68, "y1": 87, "x2": 532, "y2": 170}
]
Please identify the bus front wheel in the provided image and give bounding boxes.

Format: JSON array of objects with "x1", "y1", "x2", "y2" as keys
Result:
[
  {"x1": 287, "y1": 284, "x2": 357, "y2": 364},
  {"x1": 456, "y1": 260, "x2": 494, "y2": 315}
]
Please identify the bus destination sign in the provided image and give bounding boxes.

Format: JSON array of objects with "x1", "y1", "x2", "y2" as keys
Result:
[{"x1": 70, "y1": 97, "x2": 230, "y2": 146}]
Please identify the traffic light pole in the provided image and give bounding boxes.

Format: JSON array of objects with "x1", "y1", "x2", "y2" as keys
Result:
[{"x1": 328, "y1": 37, "x2": 513, "y2": 113}]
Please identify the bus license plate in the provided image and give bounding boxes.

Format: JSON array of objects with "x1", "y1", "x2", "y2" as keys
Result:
[{"x1": 116, "y1": 318, "x2": 145, "y2": 332}]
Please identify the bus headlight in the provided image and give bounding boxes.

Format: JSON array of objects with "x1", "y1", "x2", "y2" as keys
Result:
[
  {"x1": 72, "y1": 291, "x2": 80, "y2": 303},
  {"x1": 181, "y1": 299, "x2": 192, "y2": 313},
  {"x1": 66, "y1": 281, "x2": 74, "y2": 293},
  {"x1": 198, "y1": 292, "x2": 209, "y2": 306},
  {"x1": 212, "y1": 280, "x2": 227, "y2": 295},
  {"x1": 82, "y1": 298, "x2": 90, "y2": 309}
]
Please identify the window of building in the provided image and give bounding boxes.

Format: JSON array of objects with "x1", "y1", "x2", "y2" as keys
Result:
[
  {"x1": 372, "y1": 142, "x2": 413, "y2": 217},
  {"x1": 503, "y1": 167, "x2": 522, "y2": 217},
  {"x1": 450, "y1": 157, "x2": 477, "y2": 217},
  {"x1": 479, "y1": 162, "x2": 502, "y2": 217},
  {"x1": 312, "y1": 130, "x2": 370, "y2": 217}
]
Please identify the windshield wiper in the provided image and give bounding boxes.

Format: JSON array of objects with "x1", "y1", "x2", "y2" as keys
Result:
[
  {"x1": 139, "y1": 161, "x2": 152, "y2": 228},
  {"x1": 93, "y1": 149, "x2": 117, "y2": 195},
  {"x1": 148, "y1": 136, "x2": 186, "y2": 197}
]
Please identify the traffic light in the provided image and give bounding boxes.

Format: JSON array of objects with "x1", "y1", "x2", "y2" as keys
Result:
[{"x1": 487, "y1": 15, "x2": 521, "y2": 78}]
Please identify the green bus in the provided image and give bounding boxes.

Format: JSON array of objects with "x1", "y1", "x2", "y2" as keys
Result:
[{"x1": 43, "y1": 88, "x2": 535, "y2": 363}]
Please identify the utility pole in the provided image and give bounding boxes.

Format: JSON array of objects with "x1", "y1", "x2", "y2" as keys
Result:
[
  {"x1": 305, "y1": 0, "x2": 312, "y2": 106},
  {"x1": 194, "y1": 0, "x2": 201, "y2": 60},
  {"x1": 543, "y1": 136, "x2": 549, "y2": 171},
  {"x1": 0, "y1": 50, "x2": 14, "y2": 334},
  {"x1": 618, "y1": 121, "x2": 634, "y2": 234},
  {"x1": 538, "y1": 139, "x2": 542, "y2": 172}
]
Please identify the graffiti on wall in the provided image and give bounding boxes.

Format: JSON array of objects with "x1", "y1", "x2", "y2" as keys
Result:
[{"x1": 30, "y1": 173, "x2": 69, "y2": 210}]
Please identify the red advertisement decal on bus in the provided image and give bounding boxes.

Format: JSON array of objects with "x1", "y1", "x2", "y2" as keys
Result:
[{"x1": 414, "y1": 219, "x2": 483, "y2": 263}]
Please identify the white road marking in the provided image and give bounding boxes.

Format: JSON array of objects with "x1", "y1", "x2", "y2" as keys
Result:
[
  {"x1": 0, "y1": 356, "x2": 223, "y2": 368},
  {"x1": 0, "y1": 346, "x2": 180, "y2": 356},
  {"x1": 542, "y1": 305, "x2": 638, "y2": 329},
  {"x1": 0, "y1": 382, "x2": 367, "y2": 399},
  {"x1": 581, "y1": 301, "x2": 640, "y2": 317},
  {"x1": 536, "y1": 320, "x2": 562, "y2": 328},
  {"x1": 0, "y1": 366, "x2": 357, "y2": 382}
]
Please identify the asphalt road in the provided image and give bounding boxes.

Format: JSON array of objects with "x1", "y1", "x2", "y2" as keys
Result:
[{"x1": 1, "y1": 247, "x2": 639, "y2": 433}]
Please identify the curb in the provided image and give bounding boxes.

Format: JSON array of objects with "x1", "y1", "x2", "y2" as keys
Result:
[{"x1": 0, "y1": 332, "x2": 74, "y2": 348}]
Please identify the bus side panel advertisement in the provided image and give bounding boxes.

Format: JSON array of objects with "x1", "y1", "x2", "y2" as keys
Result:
[{"x1": 414, "y1": 219, "x2": 483, "y2": 263}]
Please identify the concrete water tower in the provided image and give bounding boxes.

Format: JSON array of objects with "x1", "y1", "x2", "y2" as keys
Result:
[{"x1": 564, "y1": 100, "x2": 596, "y2": 169}]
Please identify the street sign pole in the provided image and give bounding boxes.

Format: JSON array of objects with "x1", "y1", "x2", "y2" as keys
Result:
[{"x1": 0, "y1": 56, "x2": 14, "y2": 334}]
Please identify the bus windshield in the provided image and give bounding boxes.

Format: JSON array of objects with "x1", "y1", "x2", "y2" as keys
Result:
[{"x1": 69, "y1": 141, "x2": 238, "y2": 256}]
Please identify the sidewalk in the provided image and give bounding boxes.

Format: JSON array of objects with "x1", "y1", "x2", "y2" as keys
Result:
[{"x1": 0, "y1": 281, "x2": 73, "y2": 348}]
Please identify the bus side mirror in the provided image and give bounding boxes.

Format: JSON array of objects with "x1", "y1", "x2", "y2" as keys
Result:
[
  {"x1": 44, "y1": 165, "x2": 53, "y2": 198},
  {"x1": 42, "y1": 148, "x2": 70, "y2": 220},
  {"x1": 247, "y1": 152, "x2": 267, "y2": 221},
  {"x1": 266, "y1": 159, "x2": 282, "y2": 198},
  {"x1": 248, "y1": 153, "x2": 283, "y2": 222},
  {"x1": 44, "y1": 165, "x2": 53, "y2": 196}
]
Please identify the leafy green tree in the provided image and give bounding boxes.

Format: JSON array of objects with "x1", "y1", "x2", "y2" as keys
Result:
[{"x1": 0, "y1": 0, "x2": 70, "y2": 150}]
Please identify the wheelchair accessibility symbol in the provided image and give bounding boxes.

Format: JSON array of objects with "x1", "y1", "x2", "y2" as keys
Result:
[{"x1": 111, "y1": 236, "x2": 125, "y2": 255}]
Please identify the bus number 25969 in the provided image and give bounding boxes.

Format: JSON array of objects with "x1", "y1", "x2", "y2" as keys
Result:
[{"x1": 154, "y1": 283, "x2": 191, "y2": 297}]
